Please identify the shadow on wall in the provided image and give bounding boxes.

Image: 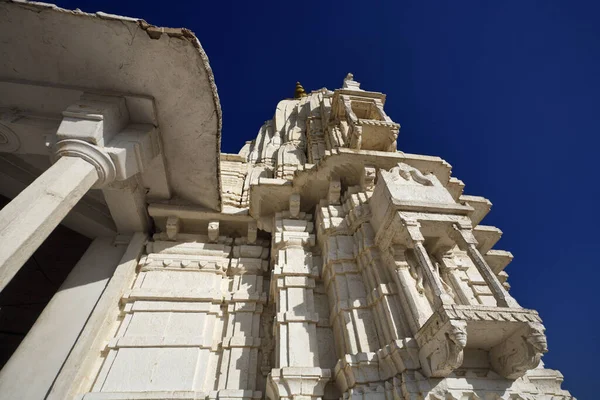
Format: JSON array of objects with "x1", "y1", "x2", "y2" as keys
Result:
[{"x1": 0, "y1": 194, "x2": 91, "y2": 369}]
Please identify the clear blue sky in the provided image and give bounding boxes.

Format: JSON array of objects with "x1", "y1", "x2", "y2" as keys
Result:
[{"x1": 55, "y1": 1, "x2": 599, "y2": 397}]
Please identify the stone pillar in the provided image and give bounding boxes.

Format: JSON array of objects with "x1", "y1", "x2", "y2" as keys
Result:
[
  {"x1": 438, "y1": 251, "x2": 479, "y2": 306},
  {"x1": 0, "y1": 237, "x2": 127, "y2": 400},
  {"x1": 267, "y1": 196, "x2": 330, "y2": 400},
  {"x1": 0, "y1": 91, "x2": 152, "y2": 291},
  {"x1": 386, "y1": 245, "x2": 433, "y2": 333},
  {"x1": 0, "y1": 156, "x2": 99, "y2": 291},
  {"x1": 451, "y1": 224, "x2": 519, "y2": 308},
  {"x1": 215, "y1": 238, "x2": 269, "y2": 400},
  {"x1": 399, "y1": 218, "x2": 454, "y2": 308}
]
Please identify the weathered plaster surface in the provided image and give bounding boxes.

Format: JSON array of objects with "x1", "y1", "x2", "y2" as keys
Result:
[{"x1": 0, "y1": 0, "x2": 222, "y2": 210}]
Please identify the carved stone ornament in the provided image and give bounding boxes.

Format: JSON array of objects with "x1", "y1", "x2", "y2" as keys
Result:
[
  {"x1": 52, "y1": 139, "x2": 116, "y2": 188},
  {"x1": 360, "y1": 165, "x2": 377, "y2": 192},
  {"x1": 289, "y1": 193, "x2": 301, "y2": 218},
  {"x1": 207, "y1": 220, "x2": 220, "y2": 242},
  {"x1": 417, "y1": 319, "x2": 467, "y2": 377},
  {"x1": 490, "y1": 322, "x2": 548, "y2": 379},
  {"x1": 389, "y1": 162, "x2": 434, "y2": 186},
  {"x1": 165, "y1": 216, "x2": 181, "y2": 240},
  {"x1": 0, "y1": 122, "x2": 20, "y2": 153}
]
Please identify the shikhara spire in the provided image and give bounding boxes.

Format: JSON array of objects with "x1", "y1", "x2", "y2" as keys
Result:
[{"x1": 215, "y1": 74, "x2": 573, "y2": 398}]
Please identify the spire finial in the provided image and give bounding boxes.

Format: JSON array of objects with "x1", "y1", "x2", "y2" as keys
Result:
[
  {"x1": 342, "y1": 73, "x2": 362, "y2": 91},
  {"x1": 294, "y1": 82, "x2": 307, "y2": 98}
]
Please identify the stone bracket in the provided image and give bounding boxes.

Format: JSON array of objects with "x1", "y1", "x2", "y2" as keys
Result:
[
  {"x1": 416, "y1": 319, "x2": 467, "y2": 378},
  {"x1": 104, "y1": 124, "x2": 160, "y2": 181},
  {"x1": 490, "y1": 322, "x2": 548, "y2": 379},
  {"x1": 416, "y1": 305, "x2": 547, "y2": 379},
  {"x1": 266, "y1": 367, "x2": 331, "y2": 400},
  {"x1": 57, "y1": 93, "x2": 129, "y2": 147}
]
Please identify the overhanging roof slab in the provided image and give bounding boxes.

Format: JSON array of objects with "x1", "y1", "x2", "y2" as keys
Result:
[{"x1": 0, "y1": 1, "x2": 222, "y2": 210}]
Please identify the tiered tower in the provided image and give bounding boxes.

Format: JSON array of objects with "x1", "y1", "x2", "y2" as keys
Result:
[{"x1": 77, "y1": 75, "x2": 573, "y2": 400}]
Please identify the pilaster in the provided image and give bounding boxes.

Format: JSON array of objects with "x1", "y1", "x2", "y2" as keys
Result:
[
  {"x1": 450, "y1": 224, "x2": 519, "y2": 308},
  {"x1": 267, "y1": 195, "x2": 330, "y2": 400},
  {"x1": 398, "y1": 218, "x2": 455, "y2": 308}
]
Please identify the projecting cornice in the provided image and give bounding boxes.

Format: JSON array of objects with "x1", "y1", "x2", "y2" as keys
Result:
[
  {"x1": 249, "y1": 149, "x2": 456, "y2": 220},
  {"x1": 0, "y1": 1, "x2": 222, "y2": 210}
]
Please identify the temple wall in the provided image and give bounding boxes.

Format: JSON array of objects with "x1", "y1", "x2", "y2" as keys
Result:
[{"x1": 81, "y1": 235, "x2": 270, "y2": 400}]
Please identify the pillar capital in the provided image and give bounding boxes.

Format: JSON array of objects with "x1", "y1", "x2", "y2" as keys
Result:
[
  {"x1": 399, "y1": 217, "x2": 424, "y2": 243},
  {"x1": 450, "y1": 223, "x2": 478, "y2": 246},
  {"x1": 52, "y1": 128, "x2": 160, "y2": 188},
  {"x1": 52, "y1": 139, "x2": 116, "y2": 188},
  {"x1": 57, "y1": 93, "x2": 129, "y2": 147},
  {"x1": 267, "y1": 367, "x2": 331, "y2": 400},
  {"x1": 52, "y1": 94, "x2": 161, "y2": 188},
  {"x1": 52, "y1": 128, "x2": 160, "y2": 189},
  {"x1": 450, "y1": 223, "x2": 519, "y2": 308}
]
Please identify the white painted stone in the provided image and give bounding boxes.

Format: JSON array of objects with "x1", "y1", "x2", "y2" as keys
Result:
[
  {"x1": 0, "y1": 2, "x2": 222, "y2": 210},
  {"x1": 48, "y1": 233, "x2": 148, "y2": 400},
  {"x1": 0, "y1": 156, "x2": 98, "y2": 291},
  {"x1": 0, "y1": 3, "x2": 575, "y2": 398},
  {"x1": 43, "y1": 72, "x2": 575, "y2": 399}
]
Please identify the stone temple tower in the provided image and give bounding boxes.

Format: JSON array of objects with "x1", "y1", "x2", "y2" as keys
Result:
[
  {"x1": 218, "y1": 74, "x2": 574, "y2": 400},
  {"x1": 0, "y1": 3, "x2": 574, "y2": 399}
]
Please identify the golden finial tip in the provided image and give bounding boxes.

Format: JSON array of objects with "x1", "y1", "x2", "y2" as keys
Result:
[{"x1": 294, "y1": 81, "x2": 307, "y2": 98}]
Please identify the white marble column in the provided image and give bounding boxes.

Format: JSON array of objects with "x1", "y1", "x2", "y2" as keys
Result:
[
  {"x1": 400, "y1": 218, "x2": 454, "y2": 308},
  {"x1": 0, "y1": 156, "x2": 99, "y2": 291},
  {"x1": 451, "y1": 224, "x2": 519, "y2": 308},
  {"x1": 0, "y1": 236, "x2": 127, "y2": 400},
  {"x1": 387, "y1": 245, "x2": 433, "y2": 333}
]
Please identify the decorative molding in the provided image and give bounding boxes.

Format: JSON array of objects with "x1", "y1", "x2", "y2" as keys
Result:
[
  {"x1": 417, "y1": 319, "x2": 467, "y2": 378},
  {"x1": 0, "y1": 122, "x2": 20, "y2": 153},
  {"x1": 52, "y1": 139, "x2": 116, "y2": 188}
]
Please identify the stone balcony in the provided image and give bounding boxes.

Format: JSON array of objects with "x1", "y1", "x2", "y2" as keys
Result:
[
  {"x1": 415, "y1": 304, "x2": 547, "y2": 379},
  {"x1": 349, "y1": 118, "x2": 400, "y2": 152},
  {"x1": 368, "y1": 163, "x2": 550, "y2": 382}
]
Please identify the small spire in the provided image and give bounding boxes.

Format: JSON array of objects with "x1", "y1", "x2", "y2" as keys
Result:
[
  {"x1": 294, "y1": 82, "x2": 307, "y2": 98},
  {"x1": 342, "y1": 72, "x2": 362, "y2": 91}
]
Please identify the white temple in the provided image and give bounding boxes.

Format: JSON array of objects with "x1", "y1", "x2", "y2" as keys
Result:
[{"x1": 0, "y1": 2, "x2": 574, "y2": 399}]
